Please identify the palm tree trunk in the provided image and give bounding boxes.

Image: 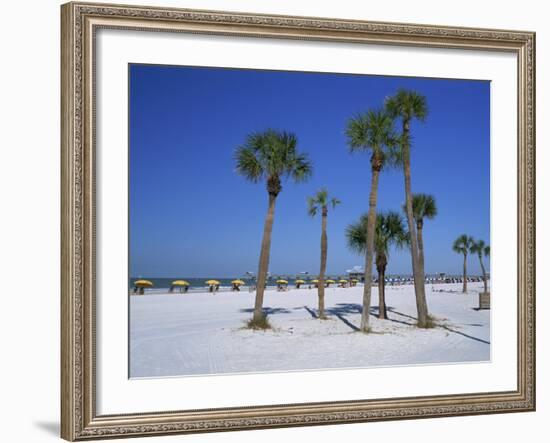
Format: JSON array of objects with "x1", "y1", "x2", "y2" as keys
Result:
[
  {"x1": 377, "y1": 264, "x2": 387, "y2": 320},
  {"x1": 402, "y1": 121, "x2": 429, "y2": 327},
  {"x1": 253, "y1": 193, "x2": 277, "y2": 322},
  {"x1": 361, "y1": 165, "x2": 381, "y2": 332},
  {"x1": 318, "y1": 207, "x2": 328, "y2": 319},
  {"x1": 479, "y1": 256, "x2": 487, "y2": 294},
  {"x1": 416, "y1": 220, "x2": 425, "y2": 273},
  {"x1": 462, "y1": 253, "x2": 468, "y2": 293}
]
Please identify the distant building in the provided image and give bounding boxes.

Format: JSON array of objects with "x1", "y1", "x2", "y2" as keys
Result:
[{"x1": 346, "y1": 266, "x2": 365, "y2": 282}]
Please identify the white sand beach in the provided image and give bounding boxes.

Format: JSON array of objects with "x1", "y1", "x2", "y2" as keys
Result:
[{"x1": 130, "y1": 282, "x2": 490, "y2": 378}]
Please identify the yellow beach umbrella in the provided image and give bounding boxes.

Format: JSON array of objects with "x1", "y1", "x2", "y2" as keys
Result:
[
  {"x1": 295, "y1": 279, "x2": 305, "y2": 284},
  {"x1": 351, "y1": 278, "x2": 359, "y2": 282},
  {"x1": 311, "y1": 279, "x2": 319, "y2": 283},
  {"x1": 276, "y1": 279, "x2": 288, "y2": 284},
  {"x1": 206, "y1": 280, "x2": 220, "y2": 285},
  {"x1": 231, "y1": 279, "x2": 245, "y2": 285},
  {"x1": 134, "y1": 279, "x2": 153, "y2": 287},
  {"x1": 326, "y1": 279, "x2": 336, "y2": 284},
  {"x1": 172, "y1": 280, "x2": 189, "y2": 286},
  {"x1": 339, "y1": 279, "x2": 348, "y2": 283}
]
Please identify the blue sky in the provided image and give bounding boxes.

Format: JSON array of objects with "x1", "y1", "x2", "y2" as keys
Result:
[{"x1": 129, "y1": 64, "x2": 490, "y2": 277}]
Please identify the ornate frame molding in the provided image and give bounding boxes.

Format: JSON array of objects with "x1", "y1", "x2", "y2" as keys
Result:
[{"x1": 61, "y1": 2, "x2": 535, "y2": 440}]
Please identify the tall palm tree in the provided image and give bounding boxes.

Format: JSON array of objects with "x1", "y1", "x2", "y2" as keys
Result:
[
  {"x1": 452, "y1": 234, "x2": 474, "y2": 293},
  {"x1": 471, "y1": 240, "x2": 490, "y2": 294},
  {"x1": 235, "y1": 129, "x2": 312, "y2": 325},
  {"x1": 307, "y1": 189, "x2": 341, "y2": 319},
  {"x1": 409, "y1": 194, "x2": 437, "y2": 273},
  {"x1": 345, "y1": 109, "x2": 399, "y2": 331},
  {"x1": 346, "y1": 211, "x2": 408, "y2": 320},
  {"x1": 385, "y1": 89, "x2": 430, "y2": 328}
]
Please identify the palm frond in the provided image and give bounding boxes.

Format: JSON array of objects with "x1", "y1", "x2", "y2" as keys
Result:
[
  {"x1": 409, "y1": 193, "x2": 438, "y2": 222},
  {"x1": 235, "y1": 129, "x2": 312, "y2": 189},
  {"x1": 453, "y1": 234, "x2": 474, "y2": 255},
  {"x1": 234, "y1": 145, "x2": 264, "y2": 182},
  {"x1": 377, "y1": 211, "x2": 409, "y2": 257},
  {"x1": 307, "y1": 188, "x2": 340, "y2": 217},
  {"x1": 470, "y1": 239, "x2": 486, "y2": 256},
  {"x1": 288, "y1": 151, "x2": 313, "y2": 183},
  {"x1": 346, "y1": 211, "x2": 407, "y2": 258},
  {"x1": 345, "y1": 109, "x2": 398, "y2": 171},
  {"x1": 345, "y1": 215, "x2": 369, "y2": 255},
  {"x1": 385, "y1": 89, "x2": 429, "y2": 122},
  {"x1": 307, "y1": 196, "x2": 318, "y2": 217}
]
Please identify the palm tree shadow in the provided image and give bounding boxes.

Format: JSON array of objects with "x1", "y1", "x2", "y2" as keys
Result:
[
  {"x1": 240, "y1": 307, "x2": 292, "y2": 315},
  {"x1": 301, "y1": 303, "x2": 419, "y2": 331},
  {"x1": 387, "y1": 307, "x2": 490, "y2": 345},
  {"x1": 325, "y1": 303, "x2": 384, "y2": 332},
  {"x1": 302, "y1": 305, "x2": 318, "y2": 319},
  {"x1": 385, "y1": 307, "x2": 418, "y2": 326},
  {"x1": 299, "y1": 304, "x2": 489, "y2": 344}
]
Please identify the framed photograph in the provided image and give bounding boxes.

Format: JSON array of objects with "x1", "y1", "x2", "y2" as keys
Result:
[{"x1": 61, "y1": 1, "x2": 536, "y2": 440}]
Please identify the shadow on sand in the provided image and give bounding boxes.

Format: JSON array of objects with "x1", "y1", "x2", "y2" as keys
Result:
[
  {"x1": 300, "y1": 303, "x2": 490, "y2": 344},
  {"x1": 302, "y1": 303, "x2": 386, "y2": 332},
  {"x1": 387, "y1": 307, "x2": 490, "y2": 345},
  {"x1": 239, "y1": 307, "x2": 292, "y2": 315}
]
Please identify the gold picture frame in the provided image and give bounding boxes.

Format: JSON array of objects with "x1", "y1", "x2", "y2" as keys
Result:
[{"x1": 61, "y1": 2, "x2": 536, "y2": 440}]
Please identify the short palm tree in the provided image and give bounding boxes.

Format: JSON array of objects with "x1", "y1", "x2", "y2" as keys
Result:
[
  {"x1": 346, "y1": 109, "x2": 399, "y2": 332},
  {"x1": 452, "y1": 234, "x2": 474, "y2": 293},
  {"x1": 385, "y1": 89, "x2": 431, "y2": 327},
  {"x1": 235, "y1": 129, "x2": 312, "y2": 326},
  {"x1": 471, "y1": 240, "x2": 490, "y2": 294},
  {"x1": 308, "y1": 188, "x2": 341, "y2": 319},
  {"x1": 346, "y1": 211, "x2": 408, "y2": 319},
  {"x1": 409, "y1": 194, "x2": 437, "y2": 273}
]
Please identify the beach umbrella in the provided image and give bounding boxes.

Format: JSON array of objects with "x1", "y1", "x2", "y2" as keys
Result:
[
  {"x1": 171, "y1": 280, "x2": 189, "y2": 293},
  {"x1": 172, "y1": 280, "x2": 189, "y2": 286},
  {"x1": 325, "y1": 279, "x2": 336, "y2": 287},
  {"x1": 134, "y1": 279, "x2": 153, "y2": 287},
  {"x1": 133, "y1": 279, "x2": 153, "y2": 295},
  {"x1": 205, "y1": 279, "x2": 220, "y2": 293},
  {"x1": 339, "y1": 279, "x2": 348, "y2": 283},
  {"x1": 276, "y1": 279, "x2": 288, "y2": 291},
  {"x1": 231, "y1": 279, "x2": 245, "y2": 291},
  {"x1": 294, "y1": 279, "x2": 305, "y2": 288},
  {"x1": 311, "y1": 279, "x2": 319, "y2": 283}
]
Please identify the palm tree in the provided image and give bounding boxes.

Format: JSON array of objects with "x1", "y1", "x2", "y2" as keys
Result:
[
  {"x1": 346, "y1": 212, "x2": 408, "y2": 319},
  {"x1": 471, "y1": 240, "x2": 490, "y2": 294},
  {"x1": 346, "y1": 109, "x2": 399, "y2": 332},
  {"x1": 385, "y1": 89, "x2": 430, "y2": 328},
  {"x1": 452, "y1": 234, "x2": 474, "y2": 293},
  {"x1": 409, "y1": 194, "x2": 437, "y2": 273},
  {"x1": 307, "y1": 188, "x2": 341, "y2": 319},
  {"x1": 235, "y1": 129, "x2": 312, "y2": 325}
]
